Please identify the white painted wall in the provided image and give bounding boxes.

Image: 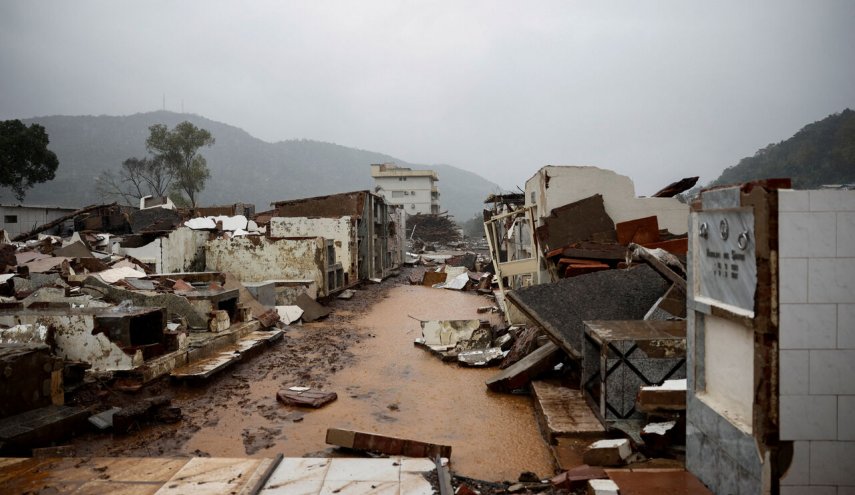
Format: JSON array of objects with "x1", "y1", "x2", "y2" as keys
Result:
[
  {"x1": 0, "y1": 205, "x2": 77, "y2": 237},
  {"x1": 0, "y1": 314, "x2": 142, "y2": 371},
  {"x1": 778, "y1": 189, "x2": 855, "y2": 492},
  {"x1": 205, "y1": 236, "x2": 328, "y2": 295},
  {"x1": 269, "y1": 216, "x2": 356, "y2": 282},
  {"x1": 524, "y1": 166, "x2": 689, "y2": 235},
  {"x1": 374, "y1": 175, "x2": 436, "y2": 214},
  {"x1": 119, "y1": 227, "x2": 208, "y2": 273},
  {"x1": 701, "y1": 314, "x2": 755, "y2": 433}
]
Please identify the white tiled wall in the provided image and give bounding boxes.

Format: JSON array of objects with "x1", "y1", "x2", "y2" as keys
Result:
[{"x1": 779, "y1": 189, "x2": 855, "y2": 491}]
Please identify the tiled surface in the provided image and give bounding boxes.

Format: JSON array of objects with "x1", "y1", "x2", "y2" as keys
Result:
[
  {"x1": 781, "y1": 440, "x2": 810, "y2": 485},
  {"x1": 780, "y1": 350, "x2": 809, "y2": 395},
  {"x1": 780, "y1": 395, "x2": 837, "y2": 440},
  {"x1": 838, "y1": 396, "x2": 855, "y2": 441},
  {"x1": 778, "y1": 190, "x2": 855, "y2": 491},
  {"x1": 810, "y1": 442, "x2": 855, "y2": 485},
  {"x1": 809, "y1": 350, "x2": 855, "y2": 395},
  {"x1": 838, "y1": 305, "x2": 855, "y2": 348},
  {"x1": 780, "y1": 303, "x2": 837, "y2": 349},
  {"x1": 808, "y1": 259, "x2": 855, "y2": 304},
  {"x1": 779, "y1": 212, "x2": 837, "y2": 258},
  {"x1": 260, "y1": 457, "x2": 437, "y2": 495},
  {"x1": 780, "y1": 258, "x2": 808, "y2": 303}
]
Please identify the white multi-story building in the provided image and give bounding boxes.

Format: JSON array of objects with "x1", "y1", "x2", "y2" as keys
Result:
[{"x1": 370, "y1": 163, "x2": 440, "y2": 215}]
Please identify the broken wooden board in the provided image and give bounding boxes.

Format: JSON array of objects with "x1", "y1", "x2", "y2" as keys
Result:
[
  {"x1": 531, "y1": 380, "x2": 605, "y2": 444},
  {"x1": 326, "y1": 428, "x2": 452, "y2": 458},
  {"x1": 276, "y1": 388, "x2": 338, "y2": 408},
  {"x1": 616, "y1": 216, "x2": 660, "y2": 246},
  {"x1": 486, "y1": 341, "x2": 562, "y2": 393}
]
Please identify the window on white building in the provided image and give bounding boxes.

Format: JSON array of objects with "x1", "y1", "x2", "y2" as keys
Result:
[{"x1": 3, "y1": 215, "x2": 17, "y2": 223}]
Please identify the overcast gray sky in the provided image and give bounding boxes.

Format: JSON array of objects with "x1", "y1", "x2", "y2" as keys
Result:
[{"x1": 1, "y1": 1, "x2": 853, "y2": 193}]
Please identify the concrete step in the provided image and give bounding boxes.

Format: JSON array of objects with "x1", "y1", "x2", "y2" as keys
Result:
[{"x1": 171, "y1": 329, "x2": 283, "y2": 381}]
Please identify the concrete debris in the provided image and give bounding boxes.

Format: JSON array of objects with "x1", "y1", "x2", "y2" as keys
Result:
[
  {"x1": 336, "y1": 289, "x2": 356, "y2": 300},
  {"x1": 582, "y1": 438, "x2": 632, "y2": 467},
  {"x1": 550, "y1": 465, "x2": 607, "y2": 490},
  {"x1": 112, "y1": 396, "x2": 181, "y2": 434},
  {"x1": 636, "y1": 378, "x2": 687, "y2": 413},
  {"x1": 88, "y1": 407, "x2": 122, "y2": 430},
  {"x1": 275, "y1": 305, "x2": 304, "y2": 325},
  {"x1": 96, "y1": 266, "x2": 146, "y2": 284},
  {"x1": 208, "y1": 309, "x2": 231, "y2": 332},
  {"x1": 184, "y1": 217, "x2": 217, "y2": 230},
  {"x1": 457, "y1": 347, "x2": 506, "y2": 367},
  {"x1": 486, "y1": 342, "x2": 562, "y2": 393},
  {"x1": 326, "y1": 427, "x2": 452, "y2": 458},
  {"x1": 587, "y1": 478, "x2": 620, "y2": 495},
  {"x1": 276, "y1": 387, "x2": 337, "y2": 408},
  {"x1": 294, "y1": 293, "x2": 330, "y2": 322}
]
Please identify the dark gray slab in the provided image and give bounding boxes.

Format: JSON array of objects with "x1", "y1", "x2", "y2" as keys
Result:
[{"x1": 507, "y1": 265, "x2": 669, "y2": 358}]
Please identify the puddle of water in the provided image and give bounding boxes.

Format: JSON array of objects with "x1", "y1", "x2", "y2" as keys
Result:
[{"x1": 182, "y1": 285, "x2": 555, "y2": 481}]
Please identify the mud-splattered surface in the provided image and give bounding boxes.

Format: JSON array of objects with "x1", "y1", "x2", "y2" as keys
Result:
[{"x1": 69, "y1": 270, "x2": 555, "y2": 482}]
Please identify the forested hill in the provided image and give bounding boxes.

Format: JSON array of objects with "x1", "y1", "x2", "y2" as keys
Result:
[
  {"x1": 6, "y1": 111, "x2": 502, "y2": 220},
  {"x1": 712, "y1": 109, "x2": 855, "y2": 188}
]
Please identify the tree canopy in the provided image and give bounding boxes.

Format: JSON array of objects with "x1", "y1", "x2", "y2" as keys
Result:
[
  {"x1": 146, "y1": 121, "x2": 215, "y2": 207},
  {"x1": 96, "y1": 121, "x2": 214, "y2": 207},
  {"x1": 0, "y1": 119, "x2": 59, "y2": 200},
  {"x1": 712, "y1": 109, "x2": 855, "y2": 188}
]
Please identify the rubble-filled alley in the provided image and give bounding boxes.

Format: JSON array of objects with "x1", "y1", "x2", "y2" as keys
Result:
[{"x1": 0, "y1": 168, "x2": 853, "y2": 495}]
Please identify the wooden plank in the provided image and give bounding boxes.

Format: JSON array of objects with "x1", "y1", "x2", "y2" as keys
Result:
[
  {"x1": 486, "y1": 341, "x2": 562, "y2": 392},
  {"x1": 326, "y1": 428, "x2": 452, "y2": 458},
  {"x1": 531, "y1": 381, "x2": 605, "y2": 443}
]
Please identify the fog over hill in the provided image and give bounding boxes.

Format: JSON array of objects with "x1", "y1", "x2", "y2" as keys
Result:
[{"x1": 7, "y1": 111, "x2": 504, "y2": 221}]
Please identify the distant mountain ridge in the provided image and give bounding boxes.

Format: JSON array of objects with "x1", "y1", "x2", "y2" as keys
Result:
[
  {"x1": 6, "y1": 111, "x2": 502, "y2": 220},
  {"x1": 711, "y1": 109, "x2": 855, "y2": 188}
]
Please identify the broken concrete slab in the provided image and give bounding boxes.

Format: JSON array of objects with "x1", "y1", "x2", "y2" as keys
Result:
[
  {"x1": 636, "y1": 378, "x2": 687, "y2": 413},
  {"x1": 535, "y1": 194, "x2": 617, "y2": 250},
  {"x1": 419, "y1": 319, "x2": 481, "y2": 349},
  {"x1": 588, "y1": 478, "x2": 620, "y2": 495},
  {"x1": 640, "y1": 420, "x2": 679, "y2": 455},
  {"x1": 582, "y1": 438, "x2": 632, "y2": 467},
  {"x1": 337, "y1": 289, "x2": 356, "y2": 300},
  {"x1": 53, "y1": 240, "x2": 93, "y2": 259},
  {"x1": 507, "y1": 265, "x2": 669, "y2": 358},
  {"x1": 276, "y1": 388, "x2": 337, "y2": 408},
  {"x1": 486, "y1": 341, "x2": 562, "y2": 393},
  {"x1": 96, "y1": 266, "x2": 146, "y2": 284},
  {"x1": 457, "y1": 347, "x2": 505, "y2": 367},
  {"x1": 275, "y1": 305, "x2": 303, "y2": 325},
  {"x1": 550, "y1": 464, "x2": 608, "y2": 491},
  {"x1": 325, "y1": 428, "x2": 452, "y2": 458},
  {"x1": 184, "y1": 217, "x2": 217, "y2": 230},
  {"x1": 88, "y1": 407, "x2": 122, "y2": 430},
  {"x1": 83, "y1": 276, "x2": 208, "y2": 329},
  {"x1": 532, "y1": 380, "x2": 605, "y2": 443},
  {"x1": 295, "y1": 293, "x2": 330, "y2": 322},
  {"x1": 112, "y1": 397, "x2": 180, "y2": 434}
]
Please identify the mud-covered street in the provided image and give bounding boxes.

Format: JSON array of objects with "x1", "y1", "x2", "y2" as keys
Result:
[{"x1": 67, "y1": 270, "x2": 554, "y2": 482}]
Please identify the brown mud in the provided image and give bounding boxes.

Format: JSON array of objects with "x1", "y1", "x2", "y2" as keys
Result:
[{"x1": 69, "y1": 270, "x2": 555, "y2": 482}]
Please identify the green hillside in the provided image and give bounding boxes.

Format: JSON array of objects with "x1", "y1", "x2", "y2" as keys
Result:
[
  {"x1": 3, "y1": 111, "x2": 501, "y2": 220},
  {"x1": 712, "y1": 109, "x2": 855, "y2": 188}
]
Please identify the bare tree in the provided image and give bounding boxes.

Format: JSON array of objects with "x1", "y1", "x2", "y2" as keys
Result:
[{"x1": 95, "y1": 156, "x2": 174, "y2": 206}]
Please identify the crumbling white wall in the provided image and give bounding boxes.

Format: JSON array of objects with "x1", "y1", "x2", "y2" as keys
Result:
[
  {"x1": 778, "y1": 189, "x2": 855, "y2": 491},
  {"x1": 119, "y1": 227, "x2": 208, "y2": 273},
  {"x1": 269, "y1": 217, "x2": 356, "y2": 283},
  {"x1": 524, "y1": 166, "x2": 689, "y2": 235},
  {"x1": 205, "y1": 236, "x2": 328, "y2": 295},
  {"x1": 161, "y1": 227, "x2": 209, "y2": 273},
  {"x1": 0, "y1": 314, "x2": 142, "y2": 371}
]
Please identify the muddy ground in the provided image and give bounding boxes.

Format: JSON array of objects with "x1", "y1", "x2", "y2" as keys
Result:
[{"x1": 67, "y1": 268, "x2": 568, "y2": 492}]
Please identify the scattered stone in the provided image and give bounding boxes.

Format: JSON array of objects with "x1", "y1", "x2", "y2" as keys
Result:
[
  {"x1": 582, "y1": 438, "x2": 632, "y2": 467},
  {"x1": 276, "y1": 388, "x2": 337, "y2": 408},
  {"x1": 587, "y1": 478, "x2": 619, "y2": 495}
]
